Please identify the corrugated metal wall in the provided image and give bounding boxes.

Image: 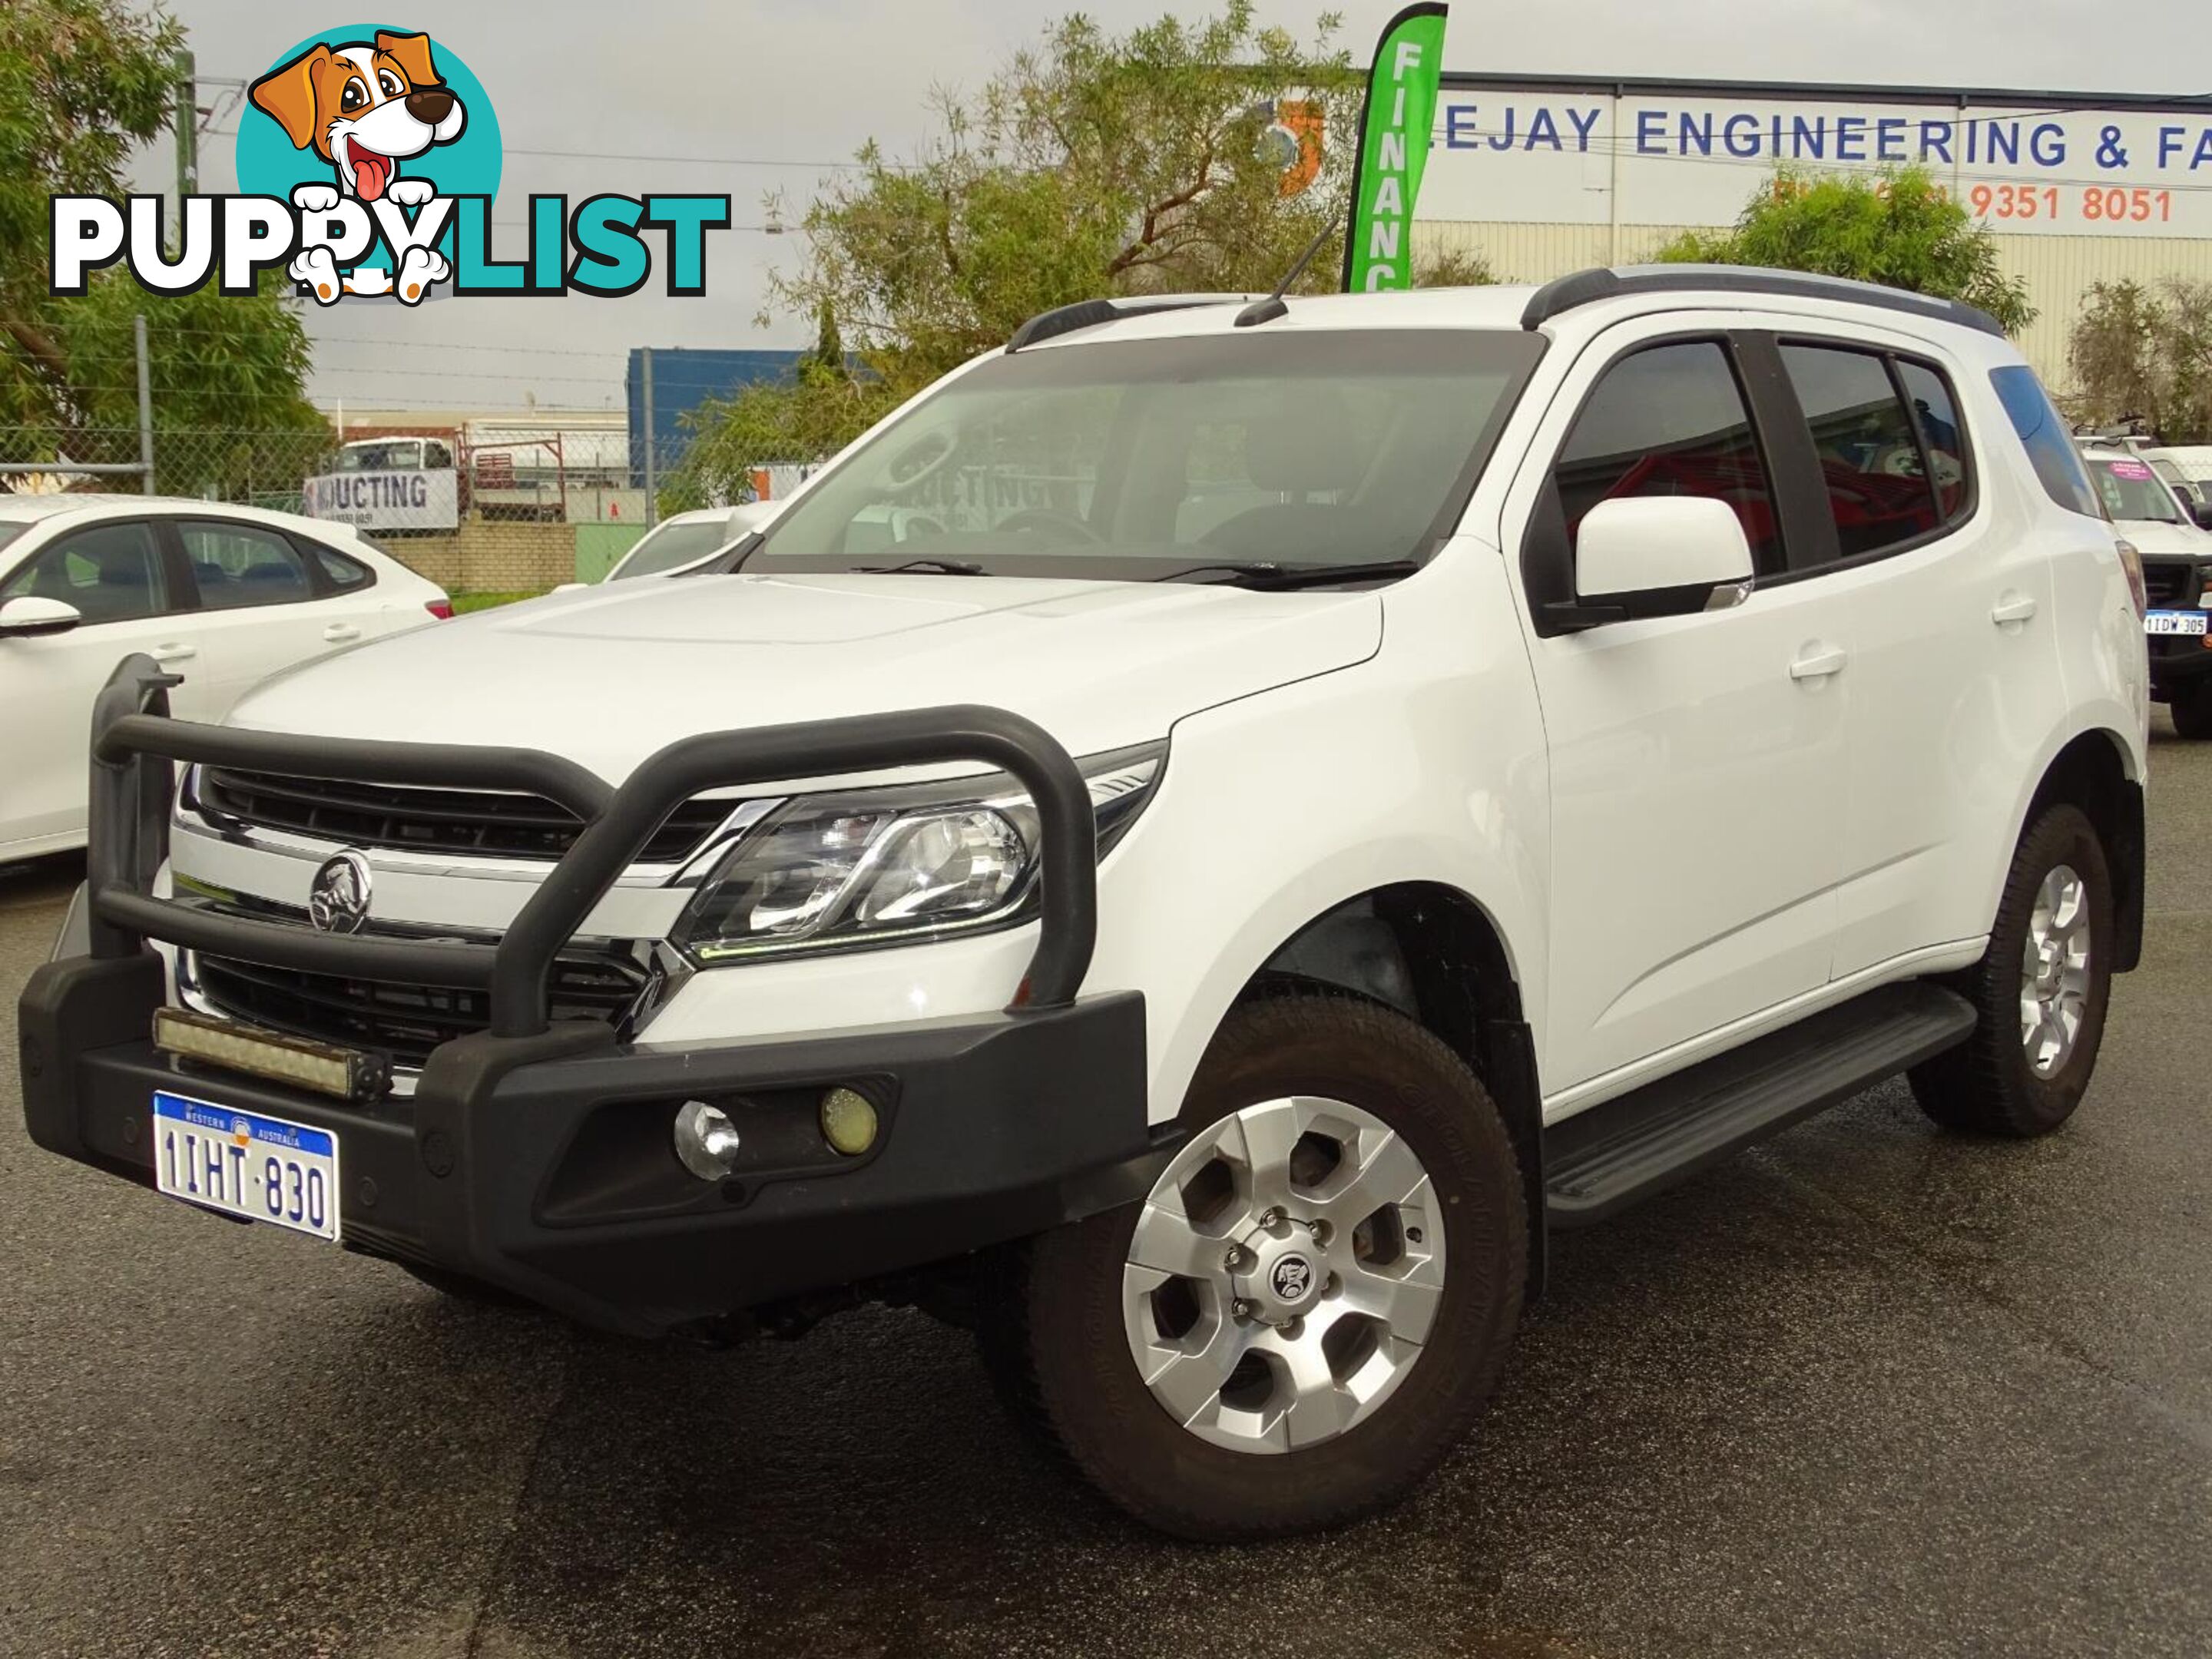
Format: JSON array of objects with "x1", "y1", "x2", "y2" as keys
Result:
[
  {"x1": 1415, "y1": 220, "x2": 2212, "y2": 392},
  {"x1": 1991, "y1": 237, "x2": 2212, "y2": 392}
]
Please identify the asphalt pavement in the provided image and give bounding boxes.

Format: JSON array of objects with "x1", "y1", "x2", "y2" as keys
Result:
[{"x1": 2, "y1": 717, "x2": 2207, "y2": 1659}]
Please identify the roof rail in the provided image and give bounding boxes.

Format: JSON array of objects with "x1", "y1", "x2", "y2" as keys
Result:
[
  {"x1": 1004, "y1": 293, "x2": 1260, "y2": 353},
  {"x1": 1519, "y1": 265, "x2": 2008, "y2": 339}
]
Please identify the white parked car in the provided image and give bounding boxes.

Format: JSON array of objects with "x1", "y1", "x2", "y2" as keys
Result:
[
  {"x1": 601, "y1": 502, "x2": 781, "y2": 581},
  {"x1": 2076, "y1": 446, "x2": 2212, "y2": 734},
  {"x1": 0, "y1": 496, "x2": 449, "y2": 862},
  {"x1": 24, "y1": 270, "x2": 2151, "y2": 1541}
]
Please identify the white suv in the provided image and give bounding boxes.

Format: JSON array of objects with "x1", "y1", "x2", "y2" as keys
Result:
[{"x1": 22, "y1": 267, "x2": 2150, "y2": 1541}]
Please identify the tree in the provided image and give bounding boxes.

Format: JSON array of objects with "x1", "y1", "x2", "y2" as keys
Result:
[
  {"x1": 0, "y1": 0, "x2": 326, "y2": 488},
  {"x1": 669, "y1": 300, "x2": 879, "y2": 508},
  {"x1": 1656, "y1": 167, "x2": 2035, "y2": 336},
  {"x1": 676, "y1": 5, "x2": 1359, "y2": 497},
  {"x1": 1413, "y1": 245, "x2": 1498, "y2": 288},
  {"x1": 2068, "y1": 277, "x2": 2212, "y2": 441}
]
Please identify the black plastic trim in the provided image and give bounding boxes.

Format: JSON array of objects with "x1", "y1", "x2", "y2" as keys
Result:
[
  {"x1": 107, "y1": 890, "x2": 501, "y2": 985},
  {"x1": 1004, "y1": 294, "x2": 1249, "y2": 353},
  {"x1": 1544, "y1": 982, "x2": 1975, "y2": 1227},
  {"x1": 1522, "y1": 266, "x2": 2007, "y2": 339},
  {"x1": 1733, "y1": 332, "x2": 1840, "y2": 573},
  {"x1": 22, "y1": 966, "x2": 1157, "y2": 1335},
  {"x1": 2113, "y1": 780, "x2": 2147, "y2": 976}
]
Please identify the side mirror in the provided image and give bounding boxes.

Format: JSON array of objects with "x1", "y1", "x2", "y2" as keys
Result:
[
  {"x1": 725, "y1": 500, "x2": 783, "y2": 538},
  {"x1": 0, "y1": 595, "x2": 84, "y2": 638},
  {"x1": 2190, "y1": 499, "x2": 2212, "y2": 531},
  {"x1": 1576, "y1": 496, "x2": 1755, "y2": 600}
]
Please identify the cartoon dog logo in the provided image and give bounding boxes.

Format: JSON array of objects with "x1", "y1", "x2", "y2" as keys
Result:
[{"x1": 249, "y1": 31, "x2": 464, "y2": 303}]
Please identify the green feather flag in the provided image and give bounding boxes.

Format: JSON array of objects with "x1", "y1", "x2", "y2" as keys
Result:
[{"x1": 1343, "y1": 4, "x2": 1449, "y2": 293}]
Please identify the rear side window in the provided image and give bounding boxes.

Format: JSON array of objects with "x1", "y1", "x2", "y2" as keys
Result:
[
  {"x1": 179, "y1": 522, "x2": 315, "y2": 610},
  {"x1": 1897, "y1": 362, "x2": 1970, "y2": 523},
  {"x1": 1780, "y1": 346, "x2": 1972, "y2": 561},
  {"x1": 312, "y1": 545, "x2": 375, "y2": 591},
  {"x1": 1552, "y1": 340, "x2": 1781, "y2": 571},
  {"x1": 1991, "y1": 365, "x2": 2103, "y2": 518}
]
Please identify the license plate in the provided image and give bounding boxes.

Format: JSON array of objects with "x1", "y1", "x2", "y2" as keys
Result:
[
  {"x1": 151, "y1": 1091, "x2": 341, "y2": 1242},
  {"x1": 2145, "y1": 610, "x2": 2209, "y2": 636}
]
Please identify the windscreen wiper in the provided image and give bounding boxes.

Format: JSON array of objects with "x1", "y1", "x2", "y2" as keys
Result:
[
  {"x1": 852, "y1": 558, "x2": 990, "y2": 575},
  {"x1": 1154, "y1": 559, "x2": 1422, "y2": 591}
]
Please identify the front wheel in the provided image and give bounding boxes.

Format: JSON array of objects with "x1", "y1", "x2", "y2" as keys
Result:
[
  {"x1": 989, "y1": 995, "x2": 1527, "y2": 1541},
  {"x1": 1909, "y1": 803, "x2": 2114, "y2": 1137}
]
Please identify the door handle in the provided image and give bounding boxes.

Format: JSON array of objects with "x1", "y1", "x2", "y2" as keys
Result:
[
  {"x1": 150, "y1": 643, "x2": 197, "y2": 664},
  {"x1": 1991, "y1": 591, "x2": 2039, "y2": 627},
  {"x1": 323, "y1": 623, "x2": 363, "y2": 643},
  {"x1": 1789, "y1": 643, "x2": 1849, "y2": 681}
]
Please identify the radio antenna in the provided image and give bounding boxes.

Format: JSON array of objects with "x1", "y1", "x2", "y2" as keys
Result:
[{"x1": 1236, "y1": 213, "x2": 1344, "y2": 328}]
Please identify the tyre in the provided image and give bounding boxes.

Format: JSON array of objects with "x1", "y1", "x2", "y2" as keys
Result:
[
  {"x1": 987, "y1": 993, "x2": 1527, "y2": 1541},
  {"x1": 1909, "y1": 803, "x2": 2114, "y2": 1137},
  {"x1": 2170, "y1": 682, "x2": 2212, "y2": 740}
]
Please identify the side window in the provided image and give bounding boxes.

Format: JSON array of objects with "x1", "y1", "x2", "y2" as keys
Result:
[
  {"x1": 1552, "y1": 341, "x2": 1782, "y2": 573},
  {"x1": 0, "y1": 522, "x2": 169, "y2": 623},
  {"x1": 178, "y1": 522, "x2": 315, "y2": 610},
  {"x1": 310, "y1": 544, "x2": 375, "y2": 592},
  {"x1": 1990, "y1": 365, "x2": 2104, "y2": 518},
  {"x1": 1896, "y1": 360, "x2": 1971, "y2": 523},
  {"x1": 1779, "y1": 345, "x2": 1944, "y2": 561}
]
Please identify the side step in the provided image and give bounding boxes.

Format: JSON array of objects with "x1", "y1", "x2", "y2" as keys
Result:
[{"x1": 1543, "y1": 982, "x2": 1976, "y2": 1229}]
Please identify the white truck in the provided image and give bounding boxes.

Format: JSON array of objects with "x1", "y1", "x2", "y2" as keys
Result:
[{"x1": 22, "y1": 268, "x2": 2150, "y2": 1540}]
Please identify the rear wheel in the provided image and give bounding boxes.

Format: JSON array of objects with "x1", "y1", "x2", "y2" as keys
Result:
[
  {"x1": 2170, "y1": 681, "x2": 2212, "y2": 740},
  {"x1": 986, "y1": 995, "x2": 1526, "y2": 1540},
  {"x1": 1909, "y1": 804, "x2": 2114, "y2": 1137}
]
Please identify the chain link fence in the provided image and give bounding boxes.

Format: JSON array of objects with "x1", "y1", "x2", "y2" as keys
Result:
[{"x1": 0, "y1": 422, "x2": 819, "y2": 598}]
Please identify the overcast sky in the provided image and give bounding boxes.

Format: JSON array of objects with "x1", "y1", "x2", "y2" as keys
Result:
[{"x1": 134, "y1": 0, "x2": 2212, "y2": 415}]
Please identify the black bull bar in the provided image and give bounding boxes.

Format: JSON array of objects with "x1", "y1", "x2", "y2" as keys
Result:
[
  {"x1": 23, "y1": 657, "x2": 1154, "y2": 1333},
  {"x1": 81, "y1": 654, "x2": 1101, "y2": 1032}
]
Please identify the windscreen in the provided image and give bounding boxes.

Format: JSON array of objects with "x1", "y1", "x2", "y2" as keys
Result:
[
  {"x1": 611, "y1": 520, "x2": 733, "y2": 579},
  {"x1": 742, "y1": 329, "x2": 1545, "y2": 581},
  {"x1": 338, "y1": 441, "x2": 422, "y2": 472},
  {"x1": 2087, "y1": 456, "x2": 2184, "y2": 524},
  {"x1": 0, "y1": 524, "x2": 25, "y2": 561}
]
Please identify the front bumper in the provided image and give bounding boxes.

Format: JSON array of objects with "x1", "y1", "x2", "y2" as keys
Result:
[
  {"x1": 21, "y1": 952, "x2": 1156, "y2": 1335},
  {"x1": 2148, "y1": 632, "x2": 2212, "y2": 694},
  {"x1": 21, "y1": 656, "x2": 1159, "y2": 1336},
  {"x1": 2143, "y1": 558, "x2": 2212, "y2": 694}
]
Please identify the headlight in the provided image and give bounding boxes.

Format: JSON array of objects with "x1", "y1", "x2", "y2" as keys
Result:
[{"x1": 673, "y1": 743, "x2": 1164, "y2": 964}]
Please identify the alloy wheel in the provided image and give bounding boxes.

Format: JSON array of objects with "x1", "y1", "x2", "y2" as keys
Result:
[
  {"x1": 2018, "y1": 863, "x2": 2093, "y2": 1078},
  {"x1": 1120, "y1": 1095, "x2": 1445, "y2": 1454}
]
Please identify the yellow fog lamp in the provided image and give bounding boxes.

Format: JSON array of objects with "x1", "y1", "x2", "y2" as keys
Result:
[{"x1": 820, "y1": 1088, "x2": 879, "y2": 1156}]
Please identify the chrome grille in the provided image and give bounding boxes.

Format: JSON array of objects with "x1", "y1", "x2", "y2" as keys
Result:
[
  {"x1": 197, "y1": 769, "x2": 730, "y2": 865},
  {"x1": 192, "y1": 951, "x2": 651, "y2": 1066}
]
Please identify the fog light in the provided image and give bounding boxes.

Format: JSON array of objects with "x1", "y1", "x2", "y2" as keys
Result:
[
  {"x1": 820, "y1": 1088, "x2": 879, "y2": 1156},
  {"x1": 673, "y1": 1100, "x2": 742, "y2": 1181}
]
